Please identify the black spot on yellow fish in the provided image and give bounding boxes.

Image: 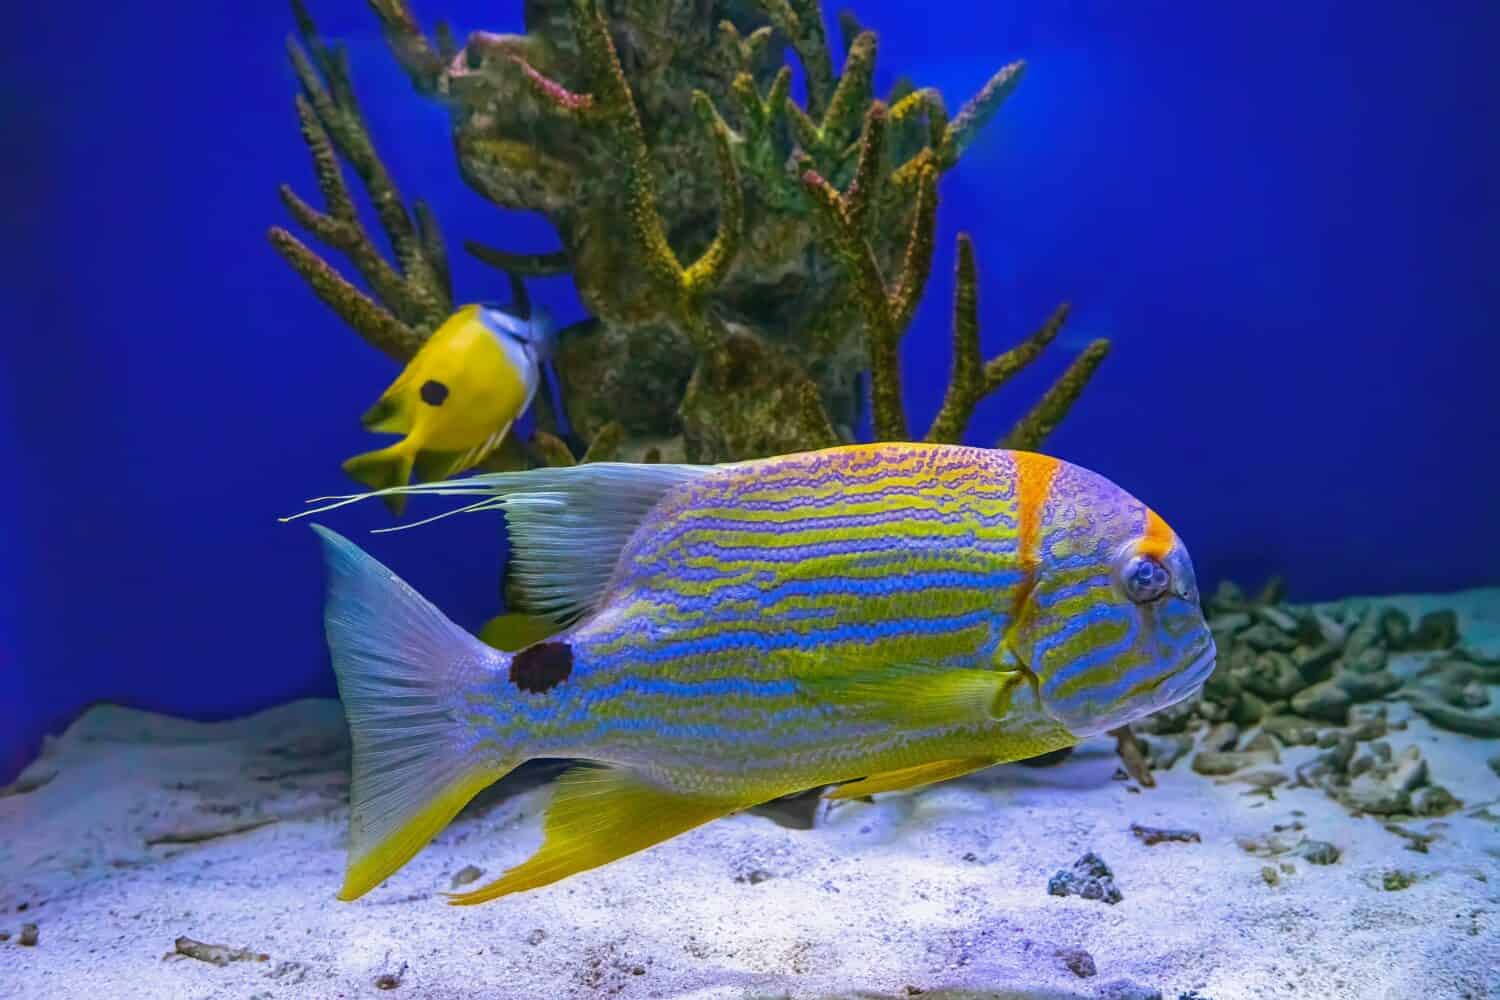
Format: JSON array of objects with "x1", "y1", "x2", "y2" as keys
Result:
[
  {"x1": 510, "y1": 642, "x2": 573, "y2": 694},
  {"x1": 420, "y1": 379, "x2": 450, "y2": 406}
]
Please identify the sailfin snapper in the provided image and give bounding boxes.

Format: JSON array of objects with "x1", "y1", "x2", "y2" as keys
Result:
[
  {"x1": 342, "y1": 274, "x2": 558, "y2": 515},
  {"x1": 288, "y1": 443, "x2": 1216, "y2": 903}
]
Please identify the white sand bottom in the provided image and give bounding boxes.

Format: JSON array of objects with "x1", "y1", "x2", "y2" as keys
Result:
[{"x1": 3, "y1": 590, "x2": 1499, "y2": 1000}]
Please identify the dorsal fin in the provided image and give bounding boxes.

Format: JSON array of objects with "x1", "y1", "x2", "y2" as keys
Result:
[
  {"x1": 499, "y1": 463, "x2": 714, "y2": 622},
  {"x1": 285, "y1": 462, "x2": 717, "y2": 624}
]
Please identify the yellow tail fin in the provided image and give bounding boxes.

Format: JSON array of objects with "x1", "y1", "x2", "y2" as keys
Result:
[
  {"x1": 341, "y1": 442, "x2": 416, "y2": 515},
  {"x1": 312, "y1": 525, "x2": 521, "y2": 900}
]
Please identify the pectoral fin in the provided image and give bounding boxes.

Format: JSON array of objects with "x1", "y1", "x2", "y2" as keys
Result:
[
  {"x1": 446, "y1": 766, "x2": 741, "y2": 904},
  {"x1": 799, "y1": 662, "x2": 1028, "y2": 728},
  {"x1": 825, "y1": 755, "x2": 1000, "y2": 800}
]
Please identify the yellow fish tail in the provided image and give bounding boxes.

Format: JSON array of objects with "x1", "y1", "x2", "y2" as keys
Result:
[
  {"x1": 311, "y1": 526, "x2": 522, "y2": 901},
  {"x1": 342, "y1": 442, "x2": 417, "y2": 515}
]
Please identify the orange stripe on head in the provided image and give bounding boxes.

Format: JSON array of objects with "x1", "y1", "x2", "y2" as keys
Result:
[
  {"x1": 1010, "y1": 452, "x2": 1061, "y2": 618},
  {"x1": 1140, "y1": 507, "x2": 1175, "y2": 560}
]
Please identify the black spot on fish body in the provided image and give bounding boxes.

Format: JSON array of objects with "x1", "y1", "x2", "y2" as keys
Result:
[
  {"x1": 420, "y1": 379, "x2": 450, "y2": 406},
  {"x1": 510, "y1": 642, "x2": 573, "y2": 694}
]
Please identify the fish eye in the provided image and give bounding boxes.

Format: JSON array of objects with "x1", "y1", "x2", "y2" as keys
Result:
[{"x1": 1121, "y1": 554, "x2": 1171, "y2": 604}]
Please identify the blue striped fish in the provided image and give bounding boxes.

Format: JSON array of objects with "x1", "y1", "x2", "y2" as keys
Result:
[{"x1": 289, "y1": 443, "x2": 1215, "y2": 904}]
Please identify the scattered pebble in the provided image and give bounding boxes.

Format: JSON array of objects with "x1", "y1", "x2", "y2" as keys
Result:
[
  {"x1": 1380, "y1": 870, "x2": 1418, "y2": 891},
  {"x1": 1055, "y1": 945, "x2": 1097, "y2": 978},
  {"x1": 735, "y1": 868, "x2": 772, "y2": 884},
  {"x1": 1048, "y1": 852, "x2": 1123, "y2": 905},
  {"x1": 1129, "y1": 823, "x2": 1201, "y2": 846},
  {"x1": 1297, "y1": 840, "x2": 1341, "y2": 865},
  {"x1": 1191, "y1": 750, "x2": 1277, "y2": 776},
  {"x1": 374, "y1": 972, "x2": 401, "y2": 990},
  {"x1": 0, "y1": 931, "x2": 9, "y2": 942},
  {"x1": 173, "y1": 936, "x2": 268, "y2": 966},
  {"x1": 1487, "y1": 753, "x2": 1500, "y2": 779},
  {"x1": 19, "y1": 923, "x2": 38, "y2": 947},
  {"x1": 1412, "y1": 785, "x2": 1459, "y2": 816},
  {"x1": 525, "y1": 929, "x2": 547, "y2": 946},
  {"x1": 1096, "y1": 978, "x2": 1164, "y2": 1000},
  {"x1": 1260, "y1": 865, "x2": 1280, "y2": 886},
  {"x1": 450, "y1": 865, "x2": 483, "y2": 888}
]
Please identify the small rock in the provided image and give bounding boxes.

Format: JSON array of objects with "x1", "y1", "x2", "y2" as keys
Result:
[
  {"x1": 1137, "y1": 699, "x2": 1198, "y2": 735},
  {"x1": 1334, "y1": 669, "x2": 1402, "y2": 702},
  {"x1": 1262, "y1": 714, "x2": 1320, "y2": 746},
  {"x1": 1291, "y1": 643, "x2": 1340, "y2": 681},
  {"x1": 0, "y1": 932, "x2": 9, "y2": 942},
  {"x1": 1381, "y1": 869, "x2": 1418, "y2": 891},
  {"x1": 1345, "y1": 646, "x2": 1389, "y2": 675},
  {"x1": 1055, "y1": 946, "x2": 1097, "y2": 978},
  {"x1": 1140, "y1": 733, "x2": 1193, "y2": 771},
  {"x1": 525, "y1": 928, "x2": 547, "y2": 946},
  {"x1": 1290, "y1": 680, "x2": 1351, "y2": 723},
  {"x1": 1203, "y1": 722, "x2": 1239, "y2": 752},
  {"x1": 374, "y1": 972, "x2": 401, "y2": 990},
  {"x1": 736, "y1": 868, "x2": 772, "y2": 884},
  {"x1": 1297, "y1": 840, "x2": 1341, "y2": 865},
  {"x1": 1458, "y1": 681, "x2": 1489, "y2": 709},
  {"x1": 19, "y1": 923, "x2": 38, "y2": 947},
  {"x1": 1344, "y1": 773, "x2": 1410, "y2": 815},
  {"x1": 1238, "y1": 729, "x2": 1277, "y2": 754},
  {"x1": 1047, "y1": 852, "x2": 1123, "y2": 905},
  {"x1": 1191, "y1": 750, "x2": 1278, "y2": 776},
  {"x1": 1239, "y1": 623, "x2": 1298, "y2": 653},
  {"x1": 1388, "y1": 746, "x2": 1428, "y2": 793},
  {"x1": 1377, "y1": 607, "x2": 1411, "y2": 649},
  {"x1": 1260, "y1": 865, "x2": 1280, "y2": 886},
  {"x1": 1243, "y1": 653, "x2": 1307, "y2": 699},
  {"x1": 1410, "y1": 610, "x2": 1459, "y2": 650},
  {"x1": 1321, "y1": 734, "x2": 1357, "y2": 772},
  {"x1": 1412, "y1": 785, "x2": 1459, "y2": 816},
  {"x1": 1311, "y1": 611, "x2": 1348, "y2": 648},
  {"x1": 1229, "y1": 689, "x2": 1269, "y2": 726},
  {"x1": 1488, "y1": 753, "x2": 1500, "y2": 779},
  {"x1": 1129, "y1": 823, "x2": 1201, "y2": 846},
  {"x1": 1209, "y1": 611, "x2": 1252, "y2": 634},
  {"x1": 1096, "y1": 978, "x2": 1164, "y2": 1000},
  {"x1": 1209, "y1": 580, "x2": 1247, "y2": 613},
  {"x1": 1255, "y1": 605, "x2": 1300, "y2": 633},
  {"x1": 450, "y1": 865, "x2": 483, "y2": 888}
]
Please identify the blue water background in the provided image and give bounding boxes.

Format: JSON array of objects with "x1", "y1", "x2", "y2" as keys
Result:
[{"x1": 4, "y1": 1, "x2": 1496, "y2": 781}]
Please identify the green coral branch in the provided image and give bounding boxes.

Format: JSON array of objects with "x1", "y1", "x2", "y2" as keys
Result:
[
  {"x1": 999, "y1": 339, "x2": 1111, "y2": 452},
  {"x1": 758, "y1": 0, "x2": 836, "y2": 118},
  {"x1": 925, "y1": 234, "x2": 1075, "y2": 444},
  {"x1": 267, "y1": 228, "x2": 422, "y2": 361},
  {"x1": 938, "y1": 60, "x2": 1026, "y2": 169},
  {"x1": 364, "y1": 0, "x2": 447, "y2": 93},
  {"x1": 513, "y1": 0, "x2": 742, "y2": 348},
  {"x1": 802, "y1": 102, "x2": 941, "y2": 442}
]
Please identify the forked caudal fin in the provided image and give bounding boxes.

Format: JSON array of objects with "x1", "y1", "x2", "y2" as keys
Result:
[{"x1": 312, "y1": 525, "x2": 517, "y2": 900}]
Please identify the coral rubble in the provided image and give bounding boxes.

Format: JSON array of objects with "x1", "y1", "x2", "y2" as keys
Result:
[{"x1": 271, "y1": 0, "x2": 1107, "y2": 467}]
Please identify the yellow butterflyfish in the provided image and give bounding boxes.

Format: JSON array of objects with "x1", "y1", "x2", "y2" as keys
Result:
[{"x1": 343, "y1": 287, "x2": 556, "y2": 514}]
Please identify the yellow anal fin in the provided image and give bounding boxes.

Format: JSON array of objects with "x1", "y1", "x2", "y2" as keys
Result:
[
  {"x1": 447, "y1": 766, "x2": 741, "y2": 905},
  {"x1": 825, "y1": 755, "x2": 1000, "y2": 801}
]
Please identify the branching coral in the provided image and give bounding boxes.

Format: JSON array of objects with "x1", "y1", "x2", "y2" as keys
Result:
[
  {"x1": 271, "y1": 0, "x2": 1110, "y2": 464},
  {"x1": 270, "y1": 0, "x2": 451, "y2": 362}
]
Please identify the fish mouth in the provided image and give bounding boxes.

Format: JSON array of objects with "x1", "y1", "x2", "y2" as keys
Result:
[{"x1": 1150, "y1": 642, "x2": 1217, "y2": 712}]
